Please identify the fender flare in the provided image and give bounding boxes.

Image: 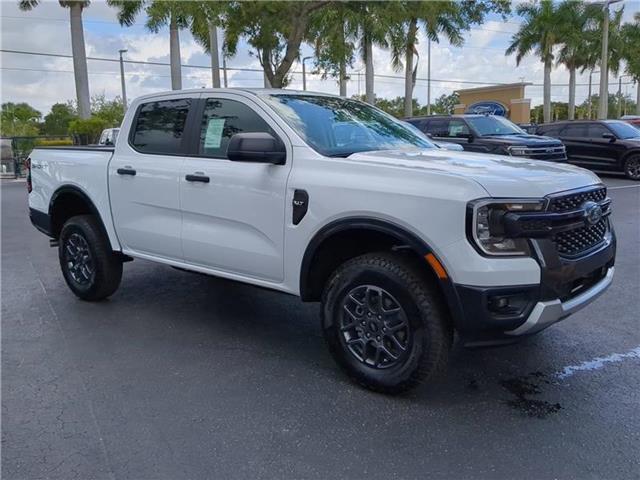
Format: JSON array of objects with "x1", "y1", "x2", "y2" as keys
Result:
[
  {"x1": 299, "y1": 217, "x2": 434, "y2": 301},
  {"x1": 49, "y1": 185, "x2": 110, "y2": 240}
]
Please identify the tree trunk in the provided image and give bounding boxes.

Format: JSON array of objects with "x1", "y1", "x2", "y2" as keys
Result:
[
  {"x1": 364, "y1": 33, "x2": 374, "y2": 104},
  {"x1": 169, "y1": 15, "x2": 182, "y2": 90},
  {"x1": 208, "y1": 22, "x2": 221, "y2": 88},
  {"x1": 69, "y1": 4, "x2": 90, "y2": 119},
  {"x1": 636, "y1": 79, "x2": 640, "y2": 115},
  {"x1": 403, "y1": 18, "x2": 418, "y2": 118},
  {"x1": 543, "y1": 59, "x2": 552, "y2": 123},
  {"x1": 568, "y1": 66, "x2": 576, "y2": 120},
  {"x1": 262, "y1": 48, "x2": 273, "y2": 88},
  {"x1": 339, "y1": 59, "x2": 347, "y2": 96}
]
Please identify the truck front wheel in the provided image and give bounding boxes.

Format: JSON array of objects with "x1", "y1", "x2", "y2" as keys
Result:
[
  {"x1": 321, "y1": 253, "x2": 452, "y2": 394},
  {"x1": 59, "y1": 215, "x2": 122, "y2": 301}
]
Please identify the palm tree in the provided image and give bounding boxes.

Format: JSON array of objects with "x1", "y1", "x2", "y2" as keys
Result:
[
  {"x1": 307, "y1": 2, "x2": 359, "y2": 96},
  {"x1": 108, "y1": 0, "x2": 190, "y2": 90},
  {"x1": 621, "y1": 13, "x2": 640, "y2": 114},
  {"x1": 556, "y1": 1, "x2": 596, "y2": 120},
  {"x1": 188, "y1": 1, "x2": 230, "y2": 88},
  {"x1": 19, "y1": 1, "x2": 91, "y2": 118},
  {"x1": 390, "y1": 1, "x2": 494, "y2": 118},
  {"x1": 506, "y1": 0, "x2": 565, "y2": 124},
  {"x1": 353, "y1": 2, "x2": 389, "y2": 104},
  {"x1": 586, "y1": 5, "x2": 626, "y2": 118}
]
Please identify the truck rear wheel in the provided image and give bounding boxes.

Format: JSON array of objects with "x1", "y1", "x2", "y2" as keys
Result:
[
  {"x1": 59, "y1": 215, "x2": 122, "y2": 301},
  {"x1": 321, "y1": 252, "x2": 452, "y2": 394}
]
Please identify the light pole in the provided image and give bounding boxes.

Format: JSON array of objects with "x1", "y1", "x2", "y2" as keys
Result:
[
  {"x1": 302, "y1": 56, "x2": 312, "y2": 91},
  {"x1": 426, "y1": 39, "x2": 431, "y2": 115},
  {"x1": 222, "y1": 55, "x2": 228, "y2": 88},
  {"x1": 118, "y1": 49, "x2": 128, "y2": 112},
  {"x1": 597, "y1": 0, "x2": 623, "y2": 119},
  {"x1": 588, "y1": 70, "x2": 599, "y2": 119}
]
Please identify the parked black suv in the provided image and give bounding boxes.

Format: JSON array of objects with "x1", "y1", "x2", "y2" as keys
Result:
[
  {"x1": 405, "y1": 114, "x2": 567, "y2": 161},
  {"x1": 536, "y1": 120, "x2": 640, "y2": 180}
]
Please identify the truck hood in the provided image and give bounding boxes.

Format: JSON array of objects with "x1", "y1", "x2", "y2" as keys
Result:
[{"x1": 348, "y1": 148, "x2": 601, "y2": 198}]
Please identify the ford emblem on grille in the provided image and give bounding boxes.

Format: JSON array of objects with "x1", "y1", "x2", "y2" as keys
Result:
[{"x1": 583, "y1": 201, "x2": 603, "y2": 226}]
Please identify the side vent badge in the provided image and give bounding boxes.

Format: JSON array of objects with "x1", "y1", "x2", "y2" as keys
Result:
[{"x1": 292, "y1": 189, "x2": 309, "y2": 225}]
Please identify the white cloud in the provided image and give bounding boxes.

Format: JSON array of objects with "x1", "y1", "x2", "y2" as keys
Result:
[{"x1": 1, "y1": 0, "x2": 639, "y2": 115}]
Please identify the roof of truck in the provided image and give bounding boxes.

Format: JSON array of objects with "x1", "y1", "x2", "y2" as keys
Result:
[{"x1": 132, "y1": 88, "x2": 339, "y2": 102}]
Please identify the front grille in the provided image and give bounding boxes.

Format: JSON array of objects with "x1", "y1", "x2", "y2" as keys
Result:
[
  {"x1": 548, "y1": 187, "x2": 607, "y2": 212},
  {"x1": 512, "y1": 146, "x2": 567, "y2": 161},
  {"x1": 553, "y1": 218, "x2": 608, "y2": 257}
]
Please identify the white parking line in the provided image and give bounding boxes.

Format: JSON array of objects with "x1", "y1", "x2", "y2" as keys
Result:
[
  {"x1": 608, "y1": 184, "x2": 640, "y2": 190},
  {"x1": 556, "y1": 346, "x2": 640, "y2": 379}
]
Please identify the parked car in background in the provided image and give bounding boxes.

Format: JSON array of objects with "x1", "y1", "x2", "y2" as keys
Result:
[
  {"x1": 405, "y1": 114, "x2": 567, "y2": 161},
  {"x1": 620, "y1": 115, "x2": 640, "y2": 129},
  {"x1": 401, "y1": 120, "x2": 464, "y2": 151},
  {"x1": 517, "y1": 123, "x2": 538, "y2": 134},
  {"x1": 536, "y1": 120, "x2": 640, "y2": 180},
  {"x1": 98, "y1": 128, "x2": 120, "y2": 146}
]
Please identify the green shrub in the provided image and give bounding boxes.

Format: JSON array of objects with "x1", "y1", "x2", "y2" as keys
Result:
[
  {"x1": 68, "y1": 116, "x2": 108, "y2": 145},
  {"x1": 35, "y1": 138, "x2": 73, "y2": 147}
]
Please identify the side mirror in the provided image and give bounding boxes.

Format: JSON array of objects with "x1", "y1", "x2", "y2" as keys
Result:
[
  {"x1": 227, "y1": 132, "x2": 286, "y2": 164},
  {"x1": 602, "y1": 132, "x2": 616, "y2": 142}
]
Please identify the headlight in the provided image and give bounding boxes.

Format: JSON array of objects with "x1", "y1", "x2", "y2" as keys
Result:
[
  {"x1": 468, "y1": 199, "x2": 545, "y2": 256},
  {"x1": 509, "y1": 147, "x2": 528, "y2": 156}
]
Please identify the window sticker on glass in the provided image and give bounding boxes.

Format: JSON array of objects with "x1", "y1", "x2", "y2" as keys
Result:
[{"x1": 204, "y1": 118, "x2": 225, "y2": 149}]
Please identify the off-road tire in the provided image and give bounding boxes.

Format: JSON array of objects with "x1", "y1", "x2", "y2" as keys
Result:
[
  {"x1": 59, "y1": 215, "x2": 122, "y2": 301},
  {"x1": 321, "y1": 252, "x2": 453, "y2": 394}
]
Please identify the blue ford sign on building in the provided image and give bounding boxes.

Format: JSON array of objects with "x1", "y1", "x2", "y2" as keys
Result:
[{"x1": 465, "y1": 101, "x2": 508, "y2": 116}]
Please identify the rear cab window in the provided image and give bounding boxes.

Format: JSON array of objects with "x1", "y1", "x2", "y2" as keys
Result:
[{"x1": 130, "y1": 98, "x2": 191, "y2": 154}]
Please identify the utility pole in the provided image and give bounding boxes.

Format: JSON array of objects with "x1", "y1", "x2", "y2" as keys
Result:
[
  {"x1": 618, "y1": 76, "x2": 622, "y2": 119},
  {"x1": 598, "y1": 0, "x2": 623, "y2": 119},
  {"x1": 302, "y1": 56, "x2": 312, "y2": 91},
  {"x1": 588, "y1": 70, "x2": 599, "y2": 119},
  {"x1": 118, "y1": 49, "x2": 128, "y2": 112},
  {"x1": 426, "y1": 39, "x2": 431, "y2": 116}
]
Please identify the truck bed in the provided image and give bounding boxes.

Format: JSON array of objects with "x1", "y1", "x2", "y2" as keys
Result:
[{"x1": 28, "y1": 146, "x2": 120, "y2": 250}]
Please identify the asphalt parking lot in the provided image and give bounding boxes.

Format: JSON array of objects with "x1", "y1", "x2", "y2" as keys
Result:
[{"x1": 2, "y1": 175, "x2": 639, "y2": 480}]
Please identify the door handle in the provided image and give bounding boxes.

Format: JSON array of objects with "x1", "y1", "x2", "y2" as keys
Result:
[
  {"x1": 117, "y1": 167, "x2": 136, "y2": 176},
  {"x1": 185, "y1": 173, "x2": 210, "y2": 183}
]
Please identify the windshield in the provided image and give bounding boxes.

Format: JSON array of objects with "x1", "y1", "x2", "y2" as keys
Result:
[
  {"x1": 465, "y1": 116, "x2": 525, "y2": 136},
  {"x1": 261, "y1": 94, "x2": 434, "y2": 157},
  {"x1": 605, "y1": 121, "x2": 640, "y2": 139}
]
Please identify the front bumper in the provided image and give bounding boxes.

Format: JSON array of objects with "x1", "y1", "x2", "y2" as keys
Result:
[{"x1": 447, "y1": 228, "x2": 616, "y2": 346}]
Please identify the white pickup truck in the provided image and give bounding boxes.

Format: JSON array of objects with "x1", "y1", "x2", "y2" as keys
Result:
[{"x1": 28, "y1": 89, "x2": 616, "y2": 393}]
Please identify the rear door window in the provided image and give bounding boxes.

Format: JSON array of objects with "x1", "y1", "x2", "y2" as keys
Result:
[
  {"x1": 131, "y1": 98, "x2": 191, "y2": 154},
  {"x1": 447, "y1": 119, "x2": 470, "y2": 137},
  {"x1": 562, "y1": 124, "x2": 588, "y2": 138},
  {"x1": 426, "y1": 120, "x2": 449, "y2": 137}
]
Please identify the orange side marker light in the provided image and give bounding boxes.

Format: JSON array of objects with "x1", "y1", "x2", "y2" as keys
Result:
[{"x1": 425, "y1": 253, "x2": 448, "y2": 280}]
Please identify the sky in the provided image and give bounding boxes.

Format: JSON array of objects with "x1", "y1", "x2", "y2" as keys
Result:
[{"x1": 1, "y1": 0, "x2": 639, "y2": 116}]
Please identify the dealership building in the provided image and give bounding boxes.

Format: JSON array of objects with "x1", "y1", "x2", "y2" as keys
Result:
[{"x1": 454, "y1": 82, "x2": 532, "y2": 124}]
